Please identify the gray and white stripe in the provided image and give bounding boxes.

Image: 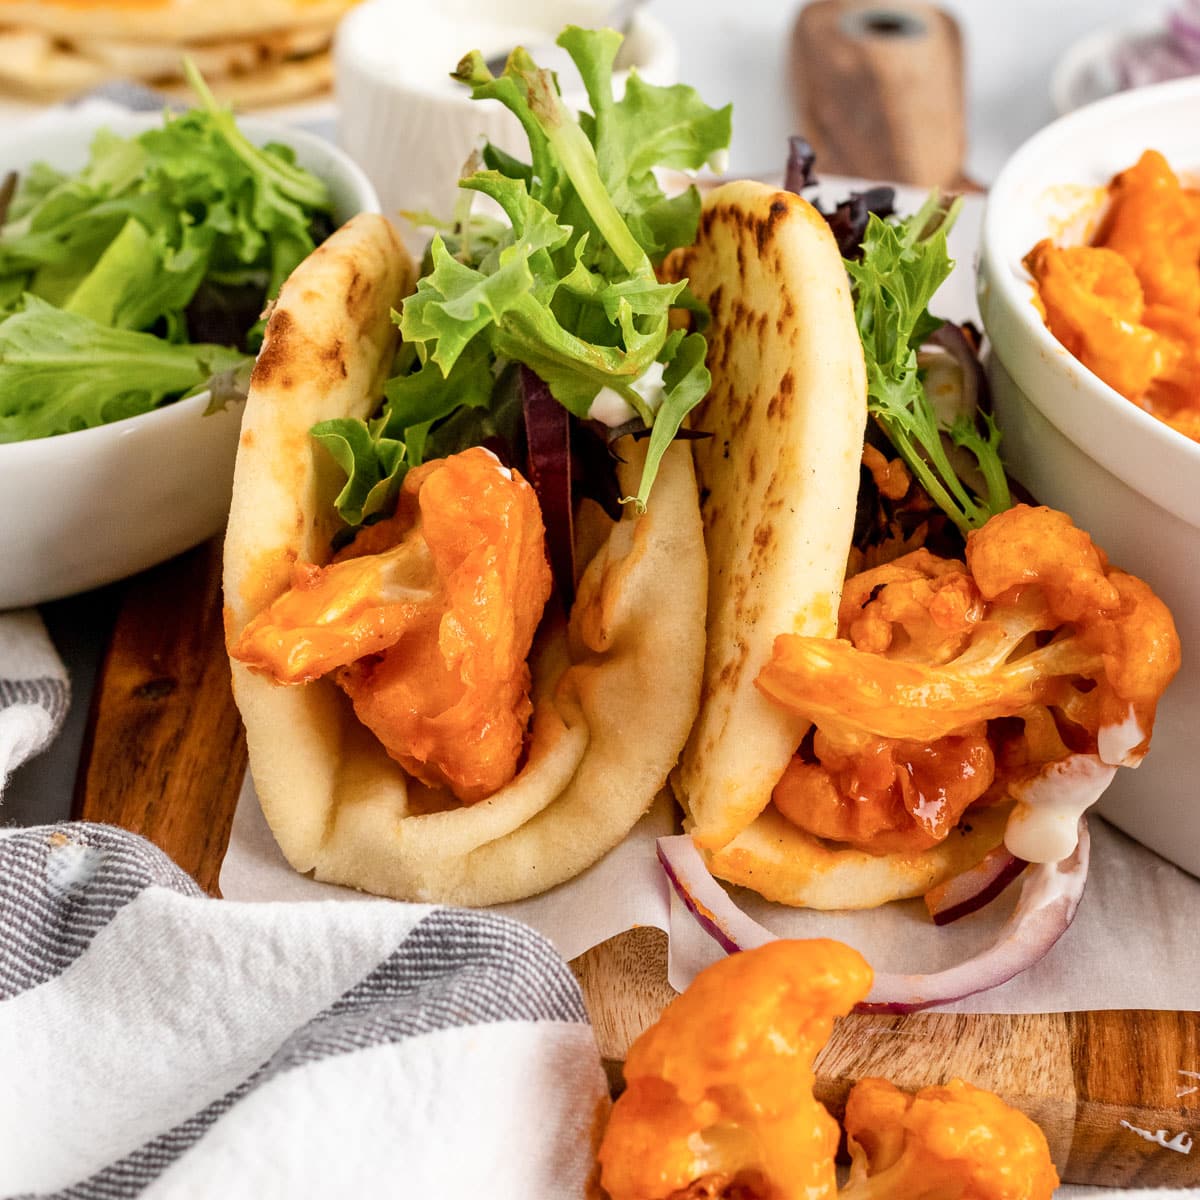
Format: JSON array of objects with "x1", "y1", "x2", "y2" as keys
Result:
[
  {"x1": 0, "y1": 824, "x2": 606, "y2": 1199},
  {"x1": 0, "y1": 824, "x2": 202, "y2": 999},
  {"x1": 0, "y1": 679, "x2": 69, "y2": 726},
  {"x1": 0, "y1": 611, "x2": 70, "y2": 798}
]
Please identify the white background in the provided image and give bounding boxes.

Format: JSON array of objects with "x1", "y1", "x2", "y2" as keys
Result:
[{"x1": 646, "y1": 0, "x2": 1163, "y2": 182}]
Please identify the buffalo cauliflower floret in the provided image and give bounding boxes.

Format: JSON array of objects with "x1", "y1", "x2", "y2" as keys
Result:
[
  {"x1": 1024, "y1": 239, "x2": 1177, "y2": 402},
  {"x1": 230, "y1": 447, "x2": 552, "y2": 802},
  {"x1": 597, "y1": 939, "x2": 873, "y2": 1200},
  {"x1": 757, "y1": 505, "x2": 1179, "y2": 859},
  {"x1": 597, "y1": 942, "x2": 1060, "y2": 1199},
  {"x1": 841, "y1": 1077, "x2": 1059, "y2": 1200}
]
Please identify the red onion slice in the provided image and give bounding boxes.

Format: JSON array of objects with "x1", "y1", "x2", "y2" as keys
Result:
[
  {"x1": 924, "y1": 322, "x2": 987, "y2": 421},
  {"x1": 656, "y1": 835, "x2": 775, "y2": 955},
  {"x1": 519, "y1": 365, "x2": 575, "y2": 609},
  {"x1": 924, "y1": 845, "x2": 1029, "y2": 927},
  {"x1": 658, "y1": 819, "x2": 1091, "y2": 1014},
  {"x1": 862, "y1": 820, "x2": 1090, "y2": 1012},
  {"x1": 1167, "y1": 8, "x2": 1200, "y2": 65}
]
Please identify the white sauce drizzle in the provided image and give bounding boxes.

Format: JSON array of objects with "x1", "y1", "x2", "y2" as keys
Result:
[
  {"x1": 1004, "y1": 754, "x2": 1117, "y2": 863},
  {"x1": 477, "y1": 445, "x2": 514, "y2": 481},
  {"x1": 587, "y1": 388, "x2": 638, "y2": 427},
  {"x1": 1119, "y1": 1120, "x2": 1193, "y2": 1155},
  {"x1": 586, "y1": 360, "x2": 668, "y2": 427},
  {"x1": 1097, "y1": 707, "x2": 1147, "y2": 767}
]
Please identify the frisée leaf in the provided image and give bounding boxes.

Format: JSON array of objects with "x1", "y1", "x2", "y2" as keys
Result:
[
  {"x1": 319, "y1": 25, "x2": 729, "y2": 524},
  {"x1": 847, "y1": 193, "x2": 1011, "y2": 535}
]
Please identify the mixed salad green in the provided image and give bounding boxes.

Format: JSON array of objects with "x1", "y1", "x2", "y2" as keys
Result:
[
  {"x1": 0, "y1": 64, "x2": 333, "y2": 443},
  {"x1": 315, "y1": 26, "x2": 732, "y2": 525},
  {"x1": 849, "y1": 195, "x2": 1012, "y2": 537},
  {"x1": 783, "y1": 136, "x2": 1011, "y2": 541}
]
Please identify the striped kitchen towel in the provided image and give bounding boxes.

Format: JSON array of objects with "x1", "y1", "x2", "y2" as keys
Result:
[
  {"x1": 0, "y1": 822, "x2": 609, "y2": 1198},
  {"x1": 0, "y1": 611, "x2": 69, "y2": 799}
]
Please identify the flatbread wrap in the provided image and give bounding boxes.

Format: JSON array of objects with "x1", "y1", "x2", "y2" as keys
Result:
[
  {"x1": 665, "y1": 179, "x2": 1180, "y2": 913},
  {"x1": 0, "y1": 1, "x2": 345, "y2": 104},
  {"x1": 223, "y1": 211, "x2": 708, "y2": 905},
  {"x1": 0, "y1": 0, "x2": 351, "y2": 43}
]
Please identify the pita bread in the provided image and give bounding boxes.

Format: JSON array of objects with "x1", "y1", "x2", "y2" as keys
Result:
[
  {"x1": 0, "y1": 0, "x2": 353, "y2": 43},
  {"x1": 0, "y1": 29, "x2": 106, "y2": 97},
  {"x1": 666, "y1": 182, "x2": 1010, "y2": 909},
  {"x1": 663, "y1": 181, "x2": 867, "y2": 851},
  {"x1": 159, "y1": 51, "x2": 332, "y2": 108},
  {"x1": 85, "y1": 25, "x2": 331, "y2": 78},
  {"x1": 0, "y1": 26, "x2": 332, "y2": 105},
  {"x1": 706, "y1": 802, "x2": 1011, "y2": 910},
  {"x1": 224, "y1": 213, "x2": 709, "y2": 905}
]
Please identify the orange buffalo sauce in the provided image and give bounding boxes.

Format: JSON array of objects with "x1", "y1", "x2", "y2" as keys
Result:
[
  {"x1": 758, "y1": 505, "x2": 1180, "y2": 858},
  {"x1": 231, "y1": 448, "x2": 552, "y2": 803},
  {"x1": 1025, "y1": 150, "x2": 1200, "y2": 442}
]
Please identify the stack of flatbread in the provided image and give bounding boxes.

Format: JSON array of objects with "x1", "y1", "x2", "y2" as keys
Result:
[{"x1": 0, "y1": 0, "x2": 357, "y2": 107}]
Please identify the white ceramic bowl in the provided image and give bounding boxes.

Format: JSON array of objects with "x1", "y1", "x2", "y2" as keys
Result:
[
  {"x1": 978, "y1": 75, "x2": 1200, "y2": 876},
  {"x1": 0, "y1": 110, "x2": 378, "y2": 611}
]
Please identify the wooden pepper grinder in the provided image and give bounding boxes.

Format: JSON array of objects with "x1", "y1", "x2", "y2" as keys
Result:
[{"x1": 790, "y1": 0, "x2": 968, "y2": 187}]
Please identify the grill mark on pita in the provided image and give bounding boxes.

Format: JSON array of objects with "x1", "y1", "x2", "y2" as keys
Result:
[
  {"x1": 708, "y1": 284, "x2": 723, "y2": 321},
  {"x1": 250, "y1": 301, "x2": 356, "y2": 392},
  {"x1": 322, "y1": 336, "x2": 349, "y2": 379},
  {"x1": 250, "y1": 306, "x2": 294, "y2": 389},
  {"x1": 754, "y1": 199, "x2": 789, "y2": 255},
  {"x1": 768, "y1": 370, "x2": 794, "y2": 419},
  {"x1": 345, "y1": 265, "x2": 374, "y2": 321},
  {"x1": 718, "y1": 326, "x2": 733, "y2": 374}
]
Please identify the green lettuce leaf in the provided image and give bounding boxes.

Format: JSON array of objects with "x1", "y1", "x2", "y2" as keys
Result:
[
  {"x1": 0, "y1": 295, "x2": 246, "y2": 442},
  {"x1": 63, "y1": 216, "x2": 212, "y2": 336},
  {"x1": 0, "y1": 65, "x2": 331, "y2": 345},
  {"x1": 310, "y1": 418, "x2": 407, "y2": 526},
  {"x1": 0, "y1": 67, "x2": 333, "y2": 446}
]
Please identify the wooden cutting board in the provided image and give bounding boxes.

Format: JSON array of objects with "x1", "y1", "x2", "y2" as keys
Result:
[{"x1": 72, "y1": 539, "x2": 1200, "y2": 1189}]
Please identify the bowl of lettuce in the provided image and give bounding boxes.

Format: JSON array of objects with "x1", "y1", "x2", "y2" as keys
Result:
[{"x1": 0, "y1": 86, "x2": 377, "y2": 609}]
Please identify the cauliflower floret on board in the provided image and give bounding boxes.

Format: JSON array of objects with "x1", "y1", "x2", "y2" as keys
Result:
[
  {"x1": 597, "y1": 939, "x2": 873, "y2": 1200},
  {"x1": 597, "y1": 941, "x2": 1059, "y2": 1200},
  {"x1": 842, "y1": 1077, "x2": 1059, "y2": 1200}
]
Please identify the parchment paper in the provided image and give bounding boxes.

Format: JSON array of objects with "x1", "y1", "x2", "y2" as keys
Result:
[
  {"x1": 219, "y1": 186, "x2": 1200, "y2": 1015},
  {"x1": 221, "y1": 766, "x2": 1200, "y2": 1014}
]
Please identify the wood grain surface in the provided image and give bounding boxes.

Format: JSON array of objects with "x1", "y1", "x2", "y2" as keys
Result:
[
  {"x1": 73, "y1": 537, "x2": 246, "y2": 896},
  {"x1": 72, "y1": 542, "x2": 1200, "y2": 1189}
]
